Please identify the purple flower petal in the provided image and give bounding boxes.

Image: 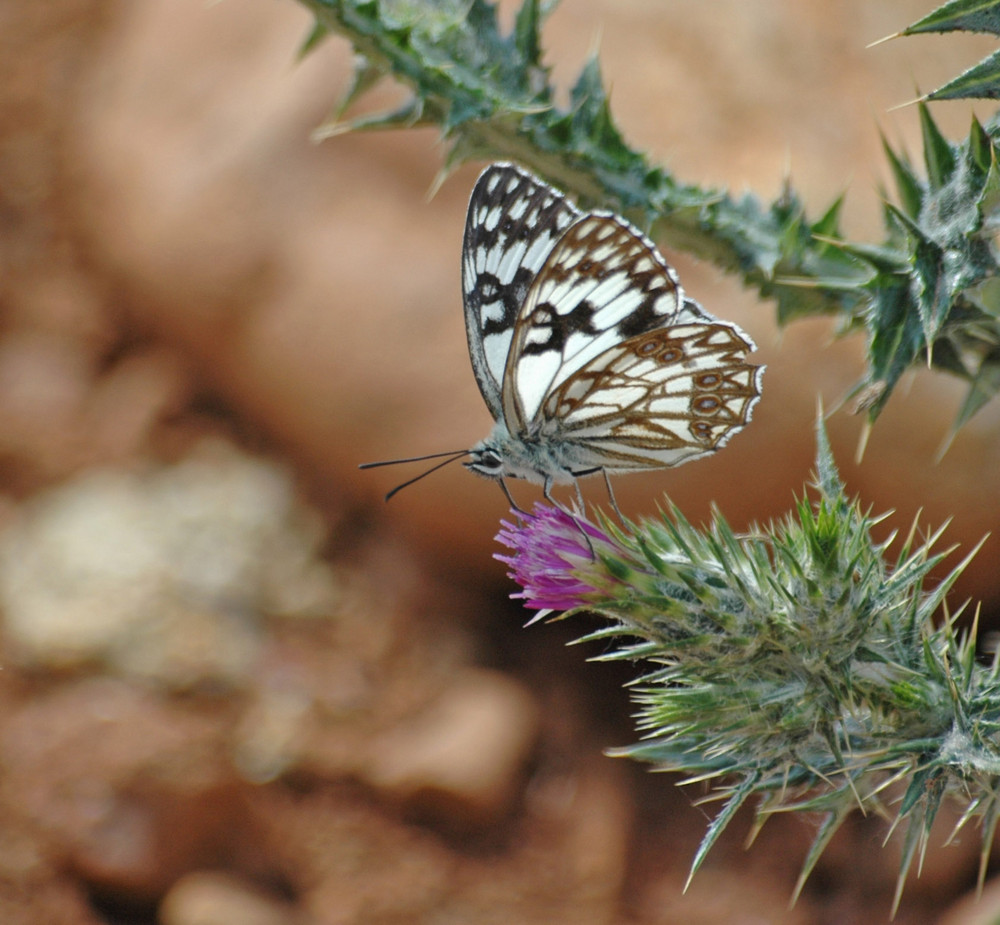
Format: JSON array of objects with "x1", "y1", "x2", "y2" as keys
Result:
[{"x1": 494, "y1": 503, "x2": 618, "y2": 611}]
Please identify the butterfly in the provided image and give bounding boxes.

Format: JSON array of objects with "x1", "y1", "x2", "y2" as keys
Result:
[{"x1": 362, "y1": 163, "x2": 763, "y2": 510}]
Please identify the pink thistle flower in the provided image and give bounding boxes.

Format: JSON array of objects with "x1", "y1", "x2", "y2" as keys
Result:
[{"x1": 495, "y1": 503, "x2": 622, "y2": 613}]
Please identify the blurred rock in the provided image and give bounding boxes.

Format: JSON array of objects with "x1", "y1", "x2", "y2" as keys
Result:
[
  {"x1": 0, "y1": 677, "x2": 244, "y2": 900},
  {"x1": 528, "y1": 758, "x2": 633, "y2": 919},
  {"x1": 160, "y1": 871, "x2": 300, "y2": 925},
  {"x1": 640, "y1": 867, "x2": 810, "y2": 925},
  {"x1": 0, "y1": 439, "x2": 339, "y2": 688},
  {"x1": 0, "y1": 329, "x2": 97, "y2": 482},
  {"x1": 233, "y1": 684, "x2": 314, "y2": 785},
  {"x1": 81, "y1": 348, "x2": 191, "y2": 465},
  {"x1": 267, "y1": 793, "x2": 456, "y2": 925},
  {"x1": 0, "y1": 811, "x2": 103, "y2": 925},
  {"x1": 0, "y1": 317, "x2": 192, "y2": 489},
  {"x1": 939, "y1": 875, "x2": 1000, "y2": 925},
  {"x1": 363, "y1": 668, "x2": 542, "y2": 824}
]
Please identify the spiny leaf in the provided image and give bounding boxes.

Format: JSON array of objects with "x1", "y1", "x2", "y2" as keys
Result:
[
  {"x1": 978, "y1": 155, "x2": 1000, "y2": 234},
  {"x1": 299, "y1": 0, "x2": 1000, "y2": 432},
  {"x1": 864, "y1": 281, "x2": 925, "y2": 414},
  {"x1": 953, "y1": 346, "x2": 1000, "y2": 429},
  {"x1": 328, "y1": 54, "x2": 388, "y2": 123},
  {"x1": 920, "y1": 102, "x2": 956, "y2": 188},
  {"x1": 792, "y1": 799, "x2": 855, "y2": 904},
  {"x1": 813, "y1": 413, "x2": 842, "y2": 504},
  {"x1": 298, "y1": 18, "x2": 331, "y2": 58},
  {"x1": 892, "y1": 816, "x2": 924, "y2": 917},
  {"x1": 977, "y1": 796, "x2": 1000, "y2": 892},
  {"x1": 811, "y1": 193, "x2": 845, "y2": 240},
  {"x1": 928, "y1": 48, "x2": 1000, "y2": 100},
  {"x1": 967, "y1": 116, "x2": 993, "y2": 174},
  {"x1": 566, "y1": 55, "x2": 633, "y2": 164},
  {"x1": 909, "y1": 230, "x2": 954, "y2": 348},
  {"x1": 514, "y1": 0, "x2": 543, "y2": 69},
  {"x1": 312, "y1": 96, "x2": 426, "y2": 139},
  {"x1": 881, "y1": 133, "x2": 924, "y2": 220},
  {"x1": 903, "y1": 0, "x2": 1000, "y2": 37},
  {"x1": 686, "y1": 775, "x2": 759, "y2": 889}
]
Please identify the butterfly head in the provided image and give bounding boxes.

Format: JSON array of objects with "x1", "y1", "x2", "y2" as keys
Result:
[
  {"x1": 464, "y1": 443, "x2": 506, "y2": 481},
  {"x1": 465, "y1": 423, "x2": 576, "y2": 487},
  {"x1": 465, "y1": 419, "x2": 532, "y2": 482}
]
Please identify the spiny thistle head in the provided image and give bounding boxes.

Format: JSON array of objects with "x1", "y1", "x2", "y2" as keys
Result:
[{"x1": 495, "y1": 420, "x2": 990, "y2": 912}]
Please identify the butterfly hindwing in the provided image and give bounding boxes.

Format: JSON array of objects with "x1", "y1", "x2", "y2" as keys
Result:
[
  {"x1": 500, "y1": 213, "x2": 689, "y2": 429},
  {"x1": 541, "y1": 322, "x2": 764, "y2": 471},
  {"x1": 462, "y1": 164, "x2": 581, "y2": 420}
]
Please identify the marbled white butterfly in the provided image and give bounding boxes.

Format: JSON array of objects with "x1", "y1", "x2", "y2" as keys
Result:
[{"x1": 363, "y1": 163, "x2": 763, "y2": 507}]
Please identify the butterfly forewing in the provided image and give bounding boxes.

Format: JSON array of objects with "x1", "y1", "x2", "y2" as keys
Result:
[
  {"x1": 542, "y1": 322, "x2": 763, "y2": 471},
  {"x1": 501, "y1": 214, "x2": 690, "y2": 429},
  {"x1": 462, "y1": 164, "x2": 581, "y2": 419}
]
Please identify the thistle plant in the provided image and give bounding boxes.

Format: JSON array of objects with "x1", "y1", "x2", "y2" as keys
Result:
[{"x1": 497, "y1": 420, "x2": 990, "y2": 911}]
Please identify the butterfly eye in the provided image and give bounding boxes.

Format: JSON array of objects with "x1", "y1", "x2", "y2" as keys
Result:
[{"x1": 471, "y1": 448, "x2": 504, "y2": 474}]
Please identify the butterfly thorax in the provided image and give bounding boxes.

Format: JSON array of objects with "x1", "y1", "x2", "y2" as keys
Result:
[{"x1": 465, "y1": 420, "x2": 591, "y2": 486}]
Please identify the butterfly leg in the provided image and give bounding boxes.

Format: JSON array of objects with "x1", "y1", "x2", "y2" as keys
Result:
[
  {"x1": 498, "y1": 478, "x2": 528, "y2": 515},
  {"x1": 602, "y1": 469, "x2": 625, "y2": 522},
  {"x1": 544, "y1": 476, "x2": 595, "y2": 559}
]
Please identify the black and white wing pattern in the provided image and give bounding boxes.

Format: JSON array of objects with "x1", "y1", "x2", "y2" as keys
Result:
[
  {"x1": 500, "y1": 212, "x2": 691, "y2": 429},
  {"x1": 461, "y1": 163, "x2": 763, "y2": 488},
  {"x1": 502, "y1": 211, "x2": 762, "y2": 472},
  {"x1": 462, "y1": 163, "x2": 581, "y2": 419}
]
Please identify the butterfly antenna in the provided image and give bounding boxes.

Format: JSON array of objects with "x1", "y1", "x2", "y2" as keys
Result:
[
  {"x1": 378, "y1": 451, "x2": 471, "y2": 502},
  {"x1": 359, "y1": 449, "x2": 470, "y2": 470}
]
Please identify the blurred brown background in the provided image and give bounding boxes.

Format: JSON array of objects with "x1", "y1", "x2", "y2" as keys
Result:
[{"x1": 2, "y1": 1, "x2": 1000, "y2": 923}]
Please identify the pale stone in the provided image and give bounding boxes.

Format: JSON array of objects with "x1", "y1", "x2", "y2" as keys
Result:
[
  {"x1": 160, "y1": 871, "x2": 298, "y2": 925},
  {"x1": 364, "y1": 669, "x2": 542, "y2": 823},
  {"x1": 0, "y1": 440, "x2": 338, "y2": 688}
]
